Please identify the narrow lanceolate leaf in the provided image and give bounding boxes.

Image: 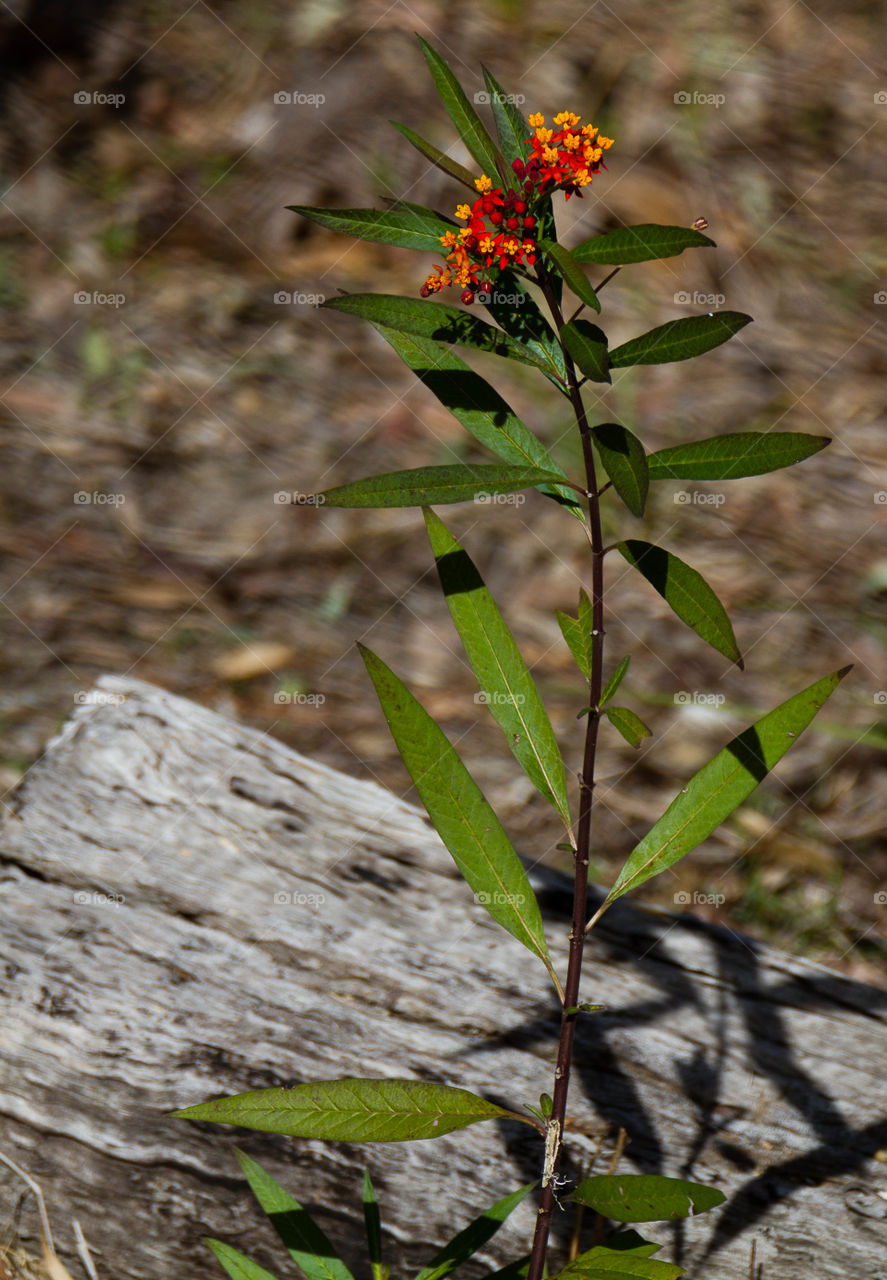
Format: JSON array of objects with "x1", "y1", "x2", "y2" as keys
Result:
[
  {"x1": 390, "y1": 121, "x2": 478, "y2": 190},
  {"x1": 605, "y1": 667, "x2": 850, "y2": 903},
  {"x1": 553, "y1": 1246, "x2": 683, "y2": 1280},
  {"x1": 479, "y1": 270, "x2": 567, "y2": 387},
  {"x1": 173, "y1": 1080, "x2": 518, "y2": 1142},
  {"x1": 591, "y1": 423, "x2": 649, "y2": 517},
  {"x1": 570, "y1": 223, "x2": 715, "y2": 265},
  {"x1": 425, "y1": 510, "x2": 571, "y2": 822},
  {"x1": 313, "y1": 465, "x2": 565, "y2": 509},
  {"x1": 205, "y1": 1241, "x2": 283, "y2": 1280},
  {"x1": 609, "y1": 313, "x2": 751, "y2": 368},
  {"x1": 482, "y1": 67, "x2": 531, "y2": 169},
  {"x1": 556, "y1": 609, "x2": 591, "y2": 682},
  {"x1": 600, "y1": 655, "x2": 630, "y2": 707},
  {"x1": 646, "y1": 431, "x2": 830, "y2": 481},
  {"x1": 418, "y1": 37, "x2": 503, "y2": 179},
  {"x1": 414, "y1": 1183, "x2": 536, "y2": 1280},
  {"x1": 359, "y1": 645, "x2": 556, "y2": 978},
  {"x1": 540, "y1": 240, "x2": 601, "y2": 312},
  {"x1": 616, "y1": 540, "x2": 741, "y2": 666},
  {"x1": 233, "y1": 1150, "x2": 355, "y2": 1280},
  {"x1": 560, "y1": 320, "x2": 610, "y2": 383},
  {"x1": 373, "y1": 327, "x2": 580, "y2": 517},
  {"x1": 288, "y1": 206, "x2": 455, "y2": 254},
  {"x1": 363, "y1": 1171, "x2": 383, "y2": 1280},
  {"x1": 323, "y1": 294, "x2": 547, "y2": 370},
  {"x1": 604, "y1": 706, "x2": 651, "y2": 749},
  {"x1": 569, "y1": 1174, "x2": 726, "y2": 1224}
]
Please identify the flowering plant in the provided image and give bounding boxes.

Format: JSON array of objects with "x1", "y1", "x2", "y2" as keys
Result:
[{"x1": 174, "y1": 37, "x2": 846, "y2": 1280}]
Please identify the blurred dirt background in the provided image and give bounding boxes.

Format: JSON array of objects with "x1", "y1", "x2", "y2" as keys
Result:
[{"x1": 0, "y1": 0, "x2": 885, "y2": 981}]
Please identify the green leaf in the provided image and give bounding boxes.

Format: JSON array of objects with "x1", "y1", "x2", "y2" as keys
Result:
[
  {"x1": 359, "y1": 645, "x2": 556, "y2": 980},
  {"x1": 414, "y1": 1184, "x2": 536, "y2": 1280},
  {"x1": 553, "y1": 1247, "x2": 683, "y2": 1280},
  {"x1": 233, "y1": 1150, "x2": 355, "y2": 1280},
  {"x1": 570, "y1": 223, "x2": 715, "y2": 265},
  {"x1": 609, "y1": 312, "x2": 751, "y2": 368},
  {"x1": 205, "y1": 1241, "x2": 283, "y2": 1280},
  {"x1": 323, "y1": 294, "x2": 547, "y2": 371},
  {"x1": 482, "y1": 68, "x2": 531, "y2": 170},
  {"x1": 481, "y1": 1259, "x2": 531, "y2": 1280},
  {"x1": 600, "y1": 656, "x2": 630, "y2": 707},
  {"x1": 418, "y1": 37, "x2": 503, "y2": 180},
  {"x1": 604, "y1": 706, "x2": 651, "y2": 749},
  {"x1": 556, "y1": 589, "x2": 594, "y2": 682},
  {"x1": 287, "y1": 206, "x2": 455, "y2": 254},
  {"x1": 373, "y1": 326, "x2": 579, "y2": 516},
  {"x1": 363, "y1": 1171, "x2": 383, "y2": 1280},
  {"x1": 569, "y1": 1174, "x2": 726, "y2": 1224},
  {"x1": 560, "y1": 320, "x2": 610, "y2": 383},
  {"x1": 647, "y1": 431, "x2": 830, "y2": 481},
  {"x1": 539, "y1": 240, "x2": 601, "y2": 312},
  {"x1": 601, "y1": 1231, "x2": 661, "y2": 1257},
  {"x1": 591, "y1": 423, "x2": 648, "y2": 517},
  {"x1": 425, "y1": 510, "x2": 571, "y2": 821},
  {"x1": 478, "y1": 270, "x2": 567, "y2": 387},
  {"x1": 173, "y1": 1080, "x2": 518, "y2": 1142},
  {"x1": 604, "y1": 667, "x2": 850, "y2": 903},
  {"x1": 616, "y1": 540, "x2": 742, "y2": 666},
  {"x1": 313, "y1": 464, "x2": 566, "y2": 508},
  {"x1": 390, "y1": 122, "x2": 478, "y2": 191}
]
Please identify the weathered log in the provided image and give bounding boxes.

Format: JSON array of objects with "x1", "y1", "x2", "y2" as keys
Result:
[{"x1": 1, "y1": 675, "x2": 886, "y2": 1280}]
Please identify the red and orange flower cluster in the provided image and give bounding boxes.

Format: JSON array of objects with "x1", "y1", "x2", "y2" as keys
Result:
[{"x1": 421, "y1": 111, "x2": 614, "y2": 303}]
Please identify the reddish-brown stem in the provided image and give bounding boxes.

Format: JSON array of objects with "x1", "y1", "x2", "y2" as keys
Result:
[{"x1": 526, "y1": 263, "x2": 606, "y2": 1280}]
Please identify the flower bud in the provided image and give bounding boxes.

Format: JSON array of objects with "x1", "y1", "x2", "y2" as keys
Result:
[{"x1": 461, "y1": 288, "x2": 475, "y2": 304}]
